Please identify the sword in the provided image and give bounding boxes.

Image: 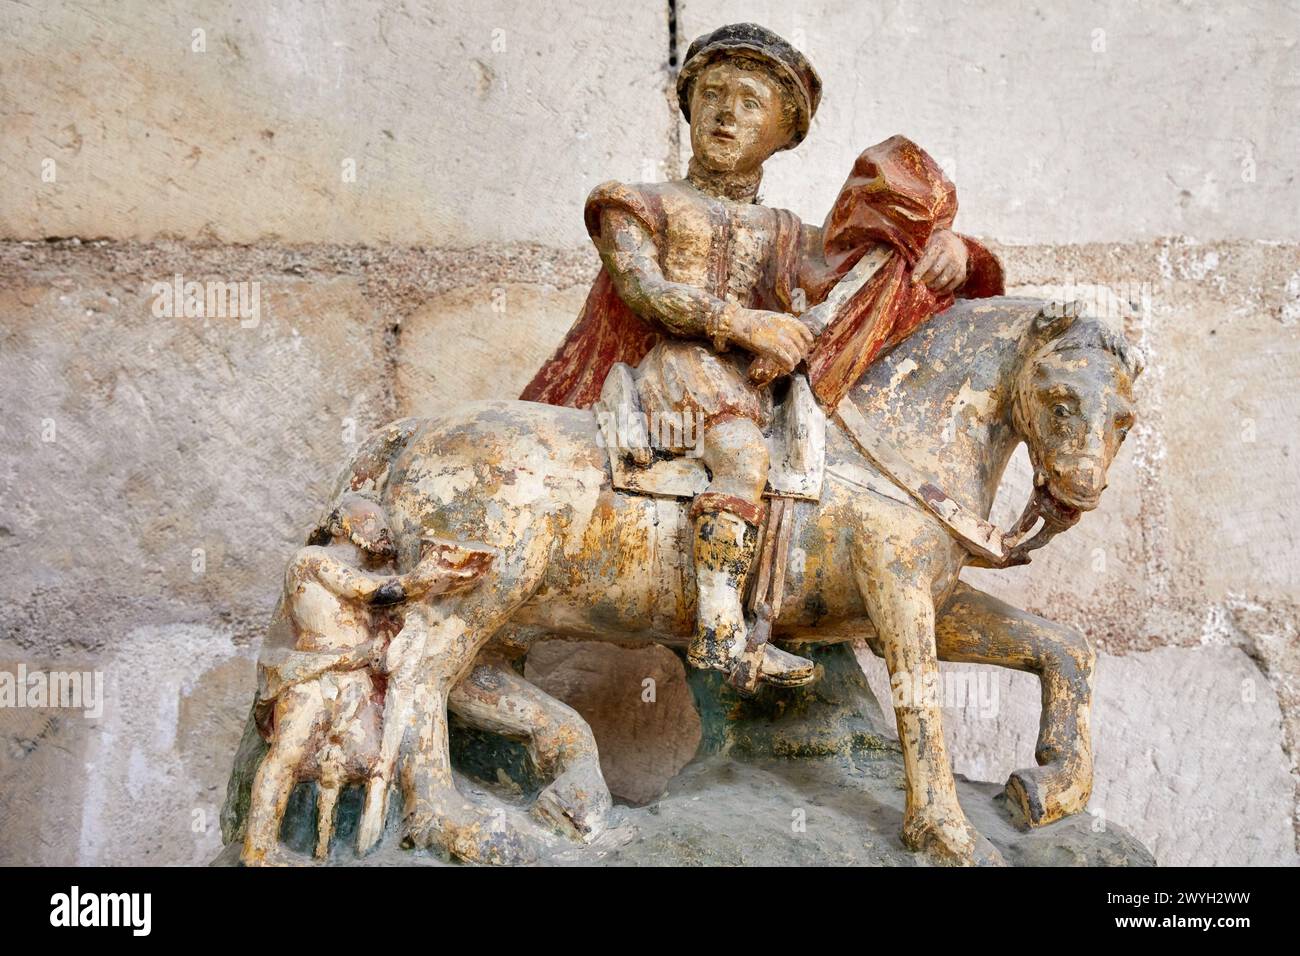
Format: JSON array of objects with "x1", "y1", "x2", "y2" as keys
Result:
[{"x1": 747, "y1": 244, "x2": 894, "y2": 387}]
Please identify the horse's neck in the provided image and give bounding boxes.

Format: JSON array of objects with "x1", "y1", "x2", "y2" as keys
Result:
[{"x1": 842, "y1": 300, "x2": 1039, "y2": 518}]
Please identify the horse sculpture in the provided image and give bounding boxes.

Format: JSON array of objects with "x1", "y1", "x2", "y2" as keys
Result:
[{"x1": 298, "y1": 295, "x2": 1141, "y2": 867}]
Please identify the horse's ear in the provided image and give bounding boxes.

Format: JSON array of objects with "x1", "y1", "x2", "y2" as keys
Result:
[
  {"x1": 1033, "y1": 300, "x2": 1083, "y2": 339},
  {"x1": 1122, "y1": 343, "x2": 1146, "y2": 381}
]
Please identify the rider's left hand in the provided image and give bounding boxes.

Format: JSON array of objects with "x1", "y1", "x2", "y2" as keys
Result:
[{"x1": 913, "y1": 229, "x2": 969, "y2": 295}]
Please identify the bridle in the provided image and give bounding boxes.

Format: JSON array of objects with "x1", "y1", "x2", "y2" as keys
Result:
[
  {"x1": 985, "y1": 356, "x2": 1085, "y2": 567},
  {"x1": 987, "y1": 484, "x2": 1082, "y2": 568},
  {"x1": 832, "y1": 340, "x2": 1085, "y2": 571}
]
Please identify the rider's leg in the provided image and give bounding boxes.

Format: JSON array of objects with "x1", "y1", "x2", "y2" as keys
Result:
[
  {"x1": 687, "y1": 416, "x2": 767, "y2": 673},
  {"x1": 688, "y1": 417, "x2": 814, "y2": 686}
]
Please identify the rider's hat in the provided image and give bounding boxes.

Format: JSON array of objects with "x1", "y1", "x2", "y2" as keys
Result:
[{"x1": 676, "y1": 22, "x2": 822, "y2": 149}]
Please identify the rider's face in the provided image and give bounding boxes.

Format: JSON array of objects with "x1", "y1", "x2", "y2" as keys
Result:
[{"x1": 689, "y1": 62, "x2": 791, "y2": 175}]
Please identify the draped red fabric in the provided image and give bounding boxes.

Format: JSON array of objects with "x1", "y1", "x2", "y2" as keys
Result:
[
  {"x1": 803, "y1": 135, "x2": 1004, "y2": 408},
  {"x1": 519, "y1": 136, "x2": 1003, "y2": 411},
  {"x1": 519, "y1": 181, "x2": 667, "y2": 409},
  {"x1": 518, "y1": 268, "x2": 660, "y2": 409}
]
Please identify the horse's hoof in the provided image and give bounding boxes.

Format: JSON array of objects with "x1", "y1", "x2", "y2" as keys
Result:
[
  {"x1": 531, "y1": 765, "x2": 612, "y2": 843},
  {"x1": 447, "y1": 823, "x2": 544, "y2": 866},
  {"x1": 971, "y1": 833, "x2": 1009, "y2": 867},
  {"x1": 902, "y1": 807, "x2": 1004, "y2": 867},
  {"x1": 1006, "y1": 761, "x2": 1093, "y2": 830},
  {"x1": 1004, "y1": 768, "x2": 1049, "y2": 827},
  {"x1": 407, "y1": 803, "x2": 549, "y2": 866},
  {"x1": 401, "y1": 810, "x2": 439, "y2": 852}
]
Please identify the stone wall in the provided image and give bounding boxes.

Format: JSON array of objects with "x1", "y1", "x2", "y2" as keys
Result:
[{"x1": 1, "y1": 0, "x2": 1296, "y2": 865}]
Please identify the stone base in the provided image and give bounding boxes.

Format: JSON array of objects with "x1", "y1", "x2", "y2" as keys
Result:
[
  {"x1": 629, "y1": 751, "x2": 1153, "y2": 866},
  {"x1": 212, "y1": 748, "x2": 1152, "y2": 867},
  {"x1": 217, "y1": 644, "x2": 1154, "y2": 866}
]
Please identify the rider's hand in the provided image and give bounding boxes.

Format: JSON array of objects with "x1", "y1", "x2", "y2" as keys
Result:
[
  {"x1": 401, "y1": 541, "x2": 495, "y2": 598},
  {"x1": 913, "y1": 229, "x2": 969, "y2": 295},
  {"x1": 733, "y1": 309, "x2": 813, "y2": 373}
]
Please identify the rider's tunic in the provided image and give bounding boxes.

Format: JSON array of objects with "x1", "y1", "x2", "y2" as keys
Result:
[{"x1": 593, "y1": 179, "x2": 801, "y2": 431}]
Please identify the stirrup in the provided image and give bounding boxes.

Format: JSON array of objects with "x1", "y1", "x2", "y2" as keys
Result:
[
  {"x1": 727, "y1": 604, "x2": 819, "y2": 694},
  {"x1": 757, "y1": 643, "x2": 818, "y2": 688}
]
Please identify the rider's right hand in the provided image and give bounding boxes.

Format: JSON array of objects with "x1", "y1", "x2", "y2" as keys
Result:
[{"x1": 733, "y1": 309, "x2": 813, "y2": 373}]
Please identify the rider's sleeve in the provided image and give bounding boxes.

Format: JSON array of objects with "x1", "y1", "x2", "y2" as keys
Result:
[
  {"x1": 518, "y1": 182, "x2": 671, "y2": 409},
  {"x1": 804, "y1": 136, "x2": 1005, "y2": 304},
  {"x1": 588, "y1": 182, "x2": 738, "y2": 345},
  {"x1": 801, "y1": 136, "x2": 1006, "y2": 408},
  {"x1": 583, "y1": 180, "x2": 661, "y2": 240},
  {"x1": 955, "y1": 236, "x2": 1005, "y2": 298},
  {"x1": 300, "y1": 548, "x2": 394, "y2": 603}
]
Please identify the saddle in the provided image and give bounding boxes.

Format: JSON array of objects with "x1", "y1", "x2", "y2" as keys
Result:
[{"x1": 592, "y1": 362, "x2": 826, "y2": 503}]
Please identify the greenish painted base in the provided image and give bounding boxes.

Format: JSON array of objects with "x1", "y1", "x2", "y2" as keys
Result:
[
  {"x1": 219, "y1": 708, "x2": 543, "y2": 858},
  {"x1": 685, "y1": 641, "x2": 896, "y2": 760}
]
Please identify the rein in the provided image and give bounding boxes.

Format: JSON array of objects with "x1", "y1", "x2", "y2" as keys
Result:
[
  {"x1": 755, "y1": 244, "x2": 1082, "y2": 569},
  {"x1": 831, "y1": 393, "x2": 1080, "y2": 570}
]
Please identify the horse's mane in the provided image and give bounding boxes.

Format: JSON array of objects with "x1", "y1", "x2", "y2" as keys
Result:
[{"x1": 1041, "y1": 315, "x2": 1144, "y2": 381}]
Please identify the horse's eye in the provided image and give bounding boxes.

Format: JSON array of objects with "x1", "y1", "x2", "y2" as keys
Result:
[
  {"x1": 1118, "y1": 427, "x2": 1130, "y2": 440},
  {"x1": 1052, "y1": 403, "x2": 1071, "y2": 419}
]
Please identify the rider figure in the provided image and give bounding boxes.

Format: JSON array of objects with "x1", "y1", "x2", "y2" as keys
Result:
[
  {"x1": 523, "y1": 24, "x2": 985, "y2": 689},
  {"x1": 596, "y1": 26, "x2": 830, "y2": 687}
]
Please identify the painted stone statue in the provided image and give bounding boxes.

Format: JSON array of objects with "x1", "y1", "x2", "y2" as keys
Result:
[{"x1": 224, "y1": 23, "x2": 1144, "y2": 867}]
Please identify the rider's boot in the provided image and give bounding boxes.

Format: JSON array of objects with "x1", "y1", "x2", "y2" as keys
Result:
[{"x1": 686, "y1": 495, "x2": 816, "y2": 688}]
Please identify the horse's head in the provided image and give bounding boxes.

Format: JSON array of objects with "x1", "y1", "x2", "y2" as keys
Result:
[{"x1": 1013, "y1": 304, "x2": 1144, "y2": 518}]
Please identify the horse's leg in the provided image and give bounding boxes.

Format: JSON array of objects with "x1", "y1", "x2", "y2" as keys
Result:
[
  {"x1": 856, "y1": 560, "x2": 1004, "y2": 866},
  {"x1": 448, "y1": 650, "x2": 612, "y2": 842},
  {"x1": 398, "y1": 555, "x2": 552, "y2": 865},
  {"x1": 933, "y1": 581, "x2": 1094, "y2": 826}
]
